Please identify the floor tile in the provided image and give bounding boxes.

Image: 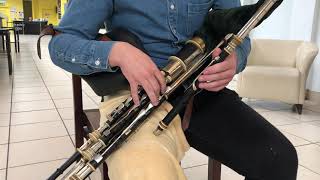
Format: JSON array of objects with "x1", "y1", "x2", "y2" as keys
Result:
[
  {"x1": 13, "y1": 81, "x2": 44, "y2": 88},
  {"x1": 184, "y1": 164, "x2": 244, "y2": 180},
  {"x1": 13, "y1": 78, "x2": 43, "y2": 84},
  {"x1": 0, "y1": 127, "x2": 9, "y2": 144},
  {"x1": 11, "y1": 109, "x2": 61, "y2": 125},
  {"x1": 296, "y1": 144, "x2": 320, "y2": 174},
  {"x1": 0, "y1": 169, "x2": 6, "y2": 180},
  {"x1": 47, "y1": 86, "x2": 73, "y2": 99},
  {"x1": 220, "y1": 165, "x2": 244, "y2": 180},
  {"x1": 307, "y1": 120, "x2": 320, "y2": 128},
  {"x1": 44, "y1": 80, "x2": 72, "y2": 87},
  {"x1": 181, "y1": 148, "x2": 208, "y2": 168},
  {"x1": 0, "y1": 103, "x2": 11, "y2": 114},
  {"x1": 91, "y1": 96, "x2": 103, "y2": 105},
  {"x1": 8, "y1": 136, "x2": 74, "y2": 167},
  {"x1": 281, "y1": 131, "x2": 312, "y2": 146},
  {"x1": 0, "y1": 89, "x2": 12, "y2": 96},
  {"x1": 305, "y1": 101, "x2": 320, "y2": 107},
  {"x1": 12, "y1": 100, "x2": 55, "y2": 112},
  {"x1": 253, "y1": 100, "x2": 292, "y2": 111},
  {"x1": 0, "y1": 95, "x2": 11, "y2": 103},
  {"x1": 53, "y1": 98, "x2": 97, "y2": 109},
  {"x1": 10, "y1": 121, "x2": 68, "y2": 143},
  {"x1": 279, "y1": 123, "x2": 320, "y2": 142},
  {"x1": 184, "y1": 165, "x2": 208, "y2": 180},
  {"x1": 297, "y1": 166, "x2": 320, "y2": 180},
  {"x1": 12, "y1": 92, "x2": 51, "y2": 102},
  {"x1": 0, "y1": 144, "x2": 8, "y2": 169},
  {"x1": 0, "y1": 114, "x2": 10, "y2": 127},
  {"x1": 63, "y1": 120, "x2": 75, "y2": 135},
  {"x1": 14, "y1": 75, "x2": 41, "y2": 81},
  {"x1": 57, "y1": 108, "x2": 73, "y2": 120},
  {"x1": 42, "y1": 75, "x2": 70, "y2": 82},
  {"x1": 84, "y1": 88, "x2": 99, "y2": 97},
  {"x1": 6, "y1": 159, "x2": 75, "y2": 180},
  {"x1": 12, "y1": 86, "x2": 48, "y2": 94},
  {"x1": 260, "y1": 111, "x2": 300, "y2": 126},
  {"x1": 278, "y1": 110, "x2": 320, "y2": 122},
  {"x1": 305, "y1": 105, "x2": 320, "y2": 113}
]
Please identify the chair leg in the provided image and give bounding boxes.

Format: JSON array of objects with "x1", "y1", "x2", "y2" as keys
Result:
[
  {"x1": 293, "y1": 104, "x2": 303, "y2": 115},
  {"x1": 72, "y1": 75, "x2": 85, "y2": 147},
  {"x1": 103, "y1": 163, "x2": 110, "y2": 180},
  {"x1": 208, "y1": 158, "x2": 221, "y2": 180}
]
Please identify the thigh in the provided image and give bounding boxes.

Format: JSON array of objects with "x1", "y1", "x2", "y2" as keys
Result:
[{"x1": 185, "y1": 88, "x2": 295, "y2": 179}]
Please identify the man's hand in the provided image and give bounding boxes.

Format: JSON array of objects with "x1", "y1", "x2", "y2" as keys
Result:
[
  {"x1": 109, "y1": 42, "x2": 166, "y2": 106},
  {"x1": 198, "y1": 48, "x2": 237, "y2": 92}
]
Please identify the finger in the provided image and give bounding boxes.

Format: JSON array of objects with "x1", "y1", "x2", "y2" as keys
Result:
[
  {"x1": 141, "y1": 79, "x2": 159, "y2": 106},
  {"x1": 130, "y1": 82, "x2": 140, "y2": 106},
  {"x1": 203, "y1": 60, "x2": 230, "y2": 75},
  {"x1": 198, "y1": 78, "x2": 231, "y2": 89},
  {"x1": 147, "y1": 75, "x2": 161, "y2": 98},
  {"x1": 211, "y1": 48, "x2": 222, "y2": 57},
  {"x1": 198, "y1": 69, "x2": 234, "y2": 82},
  {"x1": 154, "y1": 70, "x2": 167, "y2": 94}
]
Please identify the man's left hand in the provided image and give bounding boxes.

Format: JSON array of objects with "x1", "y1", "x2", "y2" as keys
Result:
[{"x1": 198, "y1": 48, "x2": 237, "y2": 92}]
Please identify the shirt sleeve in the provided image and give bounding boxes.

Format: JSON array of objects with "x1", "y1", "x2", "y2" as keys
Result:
[
  {"x1": 212, "y1": 0, "x2": 252, "y2": 73},
  {"x1": 48, "y1": 0, "x2": 116, "y2": 75}
]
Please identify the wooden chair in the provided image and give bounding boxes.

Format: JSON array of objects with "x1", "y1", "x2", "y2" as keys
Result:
[{"x1": 72, "y1": 73, "x2": 222, "y2": 180}]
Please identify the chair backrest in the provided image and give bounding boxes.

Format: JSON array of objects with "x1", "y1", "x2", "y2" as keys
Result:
[{"x1": 248, "y1": 39, "x2": 303, "y2": 67}]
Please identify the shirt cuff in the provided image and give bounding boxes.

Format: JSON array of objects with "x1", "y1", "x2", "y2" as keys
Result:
[
  {"x1": 87, "y1": 40, "x2": 118, "y2": 72},
  {"x1": 235, "y1": 37, "x2": 251, "y2": 74}
]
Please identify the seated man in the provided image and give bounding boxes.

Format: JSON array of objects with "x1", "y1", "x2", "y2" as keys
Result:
[{"x1": 49, "y1": 0, "x2": 298, "y2": 180}]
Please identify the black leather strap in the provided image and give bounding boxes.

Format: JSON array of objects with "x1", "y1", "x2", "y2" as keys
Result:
[{"x1": 37, "y1": 24, "x2": 59, "y2": 59}]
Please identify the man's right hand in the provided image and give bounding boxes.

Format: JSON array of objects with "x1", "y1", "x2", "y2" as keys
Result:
[{"x1": 109, "y1": 42, "x2": 166, "y2": 106}]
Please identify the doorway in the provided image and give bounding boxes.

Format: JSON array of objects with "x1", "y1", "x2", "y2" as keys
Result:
[{"x1": 23, "y1": 0, "x2": 33, "y2": 21}]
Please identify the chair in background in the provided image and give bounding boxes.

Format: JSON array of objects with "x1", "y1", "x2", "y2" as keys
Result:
[
  {"x1": 236, "y1": 39, "x2": 319, "y2": 114},
  {"x1": 72, "y1": 73, "x2": 222, "y2": 180}
]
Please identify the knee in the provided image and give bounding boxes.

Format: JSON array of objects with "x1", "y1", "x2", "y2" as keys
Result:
[
  {"x1": 267, "y1": 138, "x2": 298, "y2": 179},
  {"x1": 278, "y1": 140, "x2": 298, "y2": 171}
]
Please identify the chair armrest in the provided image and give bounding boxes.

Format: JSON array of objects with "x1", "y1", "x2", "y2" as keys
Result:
[{"x1": 295, "y1": 42, "x2": 319, "y2": 75}]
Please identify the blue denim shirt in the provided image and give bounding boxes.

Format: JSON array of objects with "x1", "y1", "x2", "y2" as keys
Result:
[{"x1": 49, "y1": 0, "x2": 251, "y2": 75}]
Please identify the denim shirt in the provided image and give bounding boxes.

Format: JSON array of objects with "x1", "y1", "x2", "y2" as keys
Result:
[{"x1": 49, "y1": 0, "x2": 251, "y2": 75}]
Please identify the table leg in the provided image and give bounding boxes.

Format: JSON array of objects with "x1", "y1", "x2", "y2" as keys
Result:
[
  {"x1": 13, "y1": 30, "x2": 17, "y2": 53},
  {"x1": 5, "y1": 32, "x2": 12, "y2": 75},
  {"x1": 1, "y1": 35, "x2": 4, "y2": 51},
  {"x1": 17, "y1": 31, "x2": 20, "y2": 52}
]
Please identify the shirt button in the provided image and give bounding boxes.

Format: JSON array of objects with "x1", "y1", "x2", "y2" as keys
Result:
[
  {"x1": 170, "y1": 4, "x2": 175, "y2": 10},
  {"x1": 172, "y1": 29, "x2": 176, "y2": 34},
  {"x1": 95, "y1": 59, "x2": 101, "y2": 66}
]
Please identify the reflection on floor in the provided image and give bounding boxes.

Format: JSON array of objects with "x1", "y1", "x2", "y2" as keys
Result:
[{"x1": 0, "y1": 35, "x2": 320, "y2": 180}]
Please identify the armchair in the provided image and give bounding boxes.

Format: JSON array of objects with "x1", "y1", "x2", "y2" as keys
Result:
[{"x1": 236, "y1": 39, "x2": 318, "y2": 114}]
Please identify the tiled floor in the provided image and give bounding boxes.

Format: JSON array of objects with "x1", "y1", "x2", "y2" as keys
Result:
[{"x1": 0, "y1": 35, "x2": 319, "y2": 180}]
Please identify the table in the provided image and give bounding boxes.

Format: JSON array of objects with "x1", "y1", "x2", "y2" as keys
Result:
[
  {"x1": 0, "y1": 28, "x2": 13, "y2": 75},
  {"x1": 1, "y1": 27, "x2": 20, "y2": 53},
  {"x1": 24, "y1": 21, "x2": 48, "y2": 35}
]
